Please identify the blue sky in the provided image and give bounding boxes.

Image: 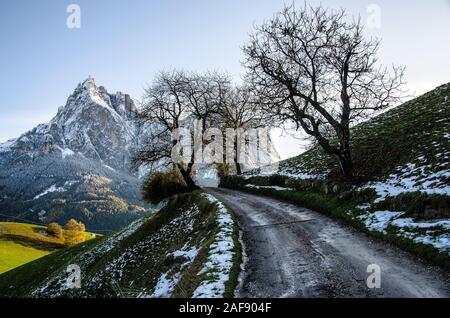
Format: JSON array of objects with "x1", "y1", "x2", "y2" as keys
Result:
[{"x1": 0, "y1": 0, "x2": 449, "y2": 159}]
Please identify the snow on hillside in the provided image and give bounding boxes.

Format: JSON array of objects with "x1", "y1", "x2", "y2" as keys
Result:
[
  {"x1": 33, "y1": 184, "x2": 66, "y2": 200},
  {"x1": 0, "y1": 139, "x2": 15, "y2": 153},
  {"x1": 22, "y1": 192, "x2": 241, "y2": 298},
  {"x1": 242, "y1": 159, "x2": 328, "y2": 181},
  {"x1": 358, "y1": 210, "x2": 450, "y2": 252},
  {"x1": 57, "y1": 146, "x2": 75, "y2": 159},
  {"x1": 33, "y1": 217, "x2": 146, "y2": 297},
  {"x1": 360, "y1": 153, "x2": 450, "y2": 203},
  {"x1": 141, "y1": 193, "x2": 239, "y2": 298},
  {"x1": 142, "y1": 244, "x2": 200, "y2": 298},
  {"x1": 245, "y1": 184, "x2": 294, "y2": 191}
]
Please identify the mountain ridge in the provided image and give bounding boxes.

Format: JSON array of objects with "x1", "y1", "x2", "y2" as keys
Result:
[
  {"x1": 0, "y1": 78, "x2": 149, "y2": 230},
  {"x1": 0, "y1": 77, "x2": 141, "y2": 172}
]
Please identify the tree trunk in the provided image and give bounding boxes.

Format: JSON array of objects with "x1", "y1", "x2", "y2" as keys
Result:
[
  {"x1": 236, "y1": 162, "x2": 242, "y2": 175},
  {"x1": 234, "y1": 137, "x2": 243, "y2": 175},
  {"x1": 177, "y1": 163, "x2": 199, "y2": 190},
  {"x1": 337, "y1": 143, "x2": 353, "y2": 180}
]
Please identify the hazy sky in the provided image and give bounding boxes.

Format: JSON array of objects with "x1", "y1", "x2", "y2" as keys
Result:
[{"x1": 0, "y1": 0, "x2": 449, "y2": 159}]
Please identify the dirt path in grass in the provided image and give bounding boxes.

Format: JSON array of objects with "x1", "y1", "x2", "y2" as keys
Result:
[{"x1": 206, "y1": 188, "x2": 450, "y2": 298}]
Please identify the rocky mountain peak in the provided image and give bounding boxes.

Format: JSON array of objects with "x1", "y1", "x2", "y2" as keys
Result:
[
  {"x1": 0, "y1": 77, "x2": 148, "y2": 230},
  {"x1": 0, "y1": 78, "x2": 141, "y2": 171}
]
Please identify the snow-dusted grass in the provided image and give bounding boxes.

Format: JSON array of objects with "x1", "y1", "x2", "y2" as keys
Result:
[
  {"x1": 360, "y1": 155, "x2": 450, "y2": 203},
  {"x1": 391, "y1": 218, "x2": 450, "y2": 230},
  {"x1": 354, "y1": 152, "x2": 450, "y2": 254},
  {"x1": 140, "y1": 245, "x2": 200, "y2": 298},
  {"x1": 245, "y1": 184, "x2": 293, "y2": 191},
  {"x1": 243, "y1": 167, "x2": 326, "y2": 181},
  {"x1": 1, "y1": 191, "x2": 242, "y2": 298},
  {"x1": 358, "y1": 211, "x2": 404, "y2": 234},
  {"x1": 357, "y1": 209, "x2": 450, "y2": 253},
  {"x1": 192, "y1": 193, "x2": 237, "y2": 298}
]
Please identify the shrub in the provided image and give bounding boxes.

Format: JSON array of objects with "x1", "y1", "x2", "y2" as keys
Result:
[
  {"x1": 64, "y1": 219, "x2": 86, "y2": 232},
  {"x1": 64, "y1": 219, "x2": 86, "y2": 245},
  {"x1": 216, "y1": 163, "x2": 230, "y2": 179},
  {"x1": 46, "y1": 222, "x2": 63, "y2": 239},
  {"x1": 219, "y1": 175, "x2": 247, "y2": 188},
  {"x1": 142, "y1": 169, "x2": 189, "y2": 204},
  {"x1": 338, "y1": 188, "x2": 377, "y2": 204}
]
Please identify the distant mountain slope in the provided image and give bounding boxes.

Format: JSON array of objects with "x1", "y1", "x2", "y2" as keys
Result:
[
  {"x1": 0, "y1": 78, "x2": 149, "y2": 230},
  {"x1": 0, "y1": 192, "x2": 241, "y2": 298}
]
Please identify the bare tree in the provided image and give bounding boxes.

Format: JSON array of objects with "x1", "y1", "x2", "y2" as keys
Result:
[
  {"x1": 184, "y1": 71, "x2": 231, "y2": 130},
  {"x1": 133, "y1": 70, "x2": 230, "y2": 188},
  {"x1": 243, "y1": 4, "x2": 405, "y2": 179},
  {"x1": 133, "y1": 70, "x2": 198, "y2": 190},
  {"x1": 217, "y1": 85, "x2": 269, "y2": 174}
]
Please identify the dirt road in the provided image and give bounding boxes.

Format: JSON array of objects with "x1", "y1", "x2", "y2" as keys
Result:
[{"x1": 207, "y1": 188, "x2": 450, "y2": 298}]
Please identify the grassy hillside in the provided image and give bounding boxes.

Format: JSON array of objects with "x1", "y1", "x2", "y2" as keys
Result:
[
  {"x1": 269, "y1": 83, "x2": 449, "y2": 181},
  {"x1": 221, "y1": 83, "x2": 450, "y2": 267},
  {"x1": 0, "y1": 222, "x2": 95, "y2": 274},
  {"x1": 0, "y1": 191, "x2": 241, "y2": 298}
]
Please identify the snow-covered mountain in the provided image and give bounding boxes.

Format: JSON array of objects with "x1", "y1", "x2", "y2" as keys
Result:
[
  {"x1": 1, "y1": 77, "x2": 140, "y2": 170},
  {"x1": 0, "y1": 78, "x2": 148, "y2": 231}
]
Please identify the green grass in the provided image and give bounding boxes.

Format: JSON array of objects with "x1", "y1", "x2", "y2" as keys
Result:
[
  {"x1": 0, "y1": 191, "x2": 242, "y2": 298},
  {"x1": 0, "y1": 241, "x2": 51, "y2": 275},
  {"x1": 0, "y1": 222, "x2": 96, "y2": 274},
  {"x1": 276, "y1": 82, "x2": 450, "y2": 182},
  {"x1": 0, "y1": 237, "x2": 104, "y2": 296}
]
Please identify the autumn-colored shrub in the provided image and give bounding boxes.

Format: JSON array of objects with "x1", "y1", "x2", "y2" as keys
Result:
[
  {"x1": 46, "y1": 222, "x2": 63, "y2": 239},
  {"x1": 64, "y1": 219, "x2": 86, "y2": 245}
]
